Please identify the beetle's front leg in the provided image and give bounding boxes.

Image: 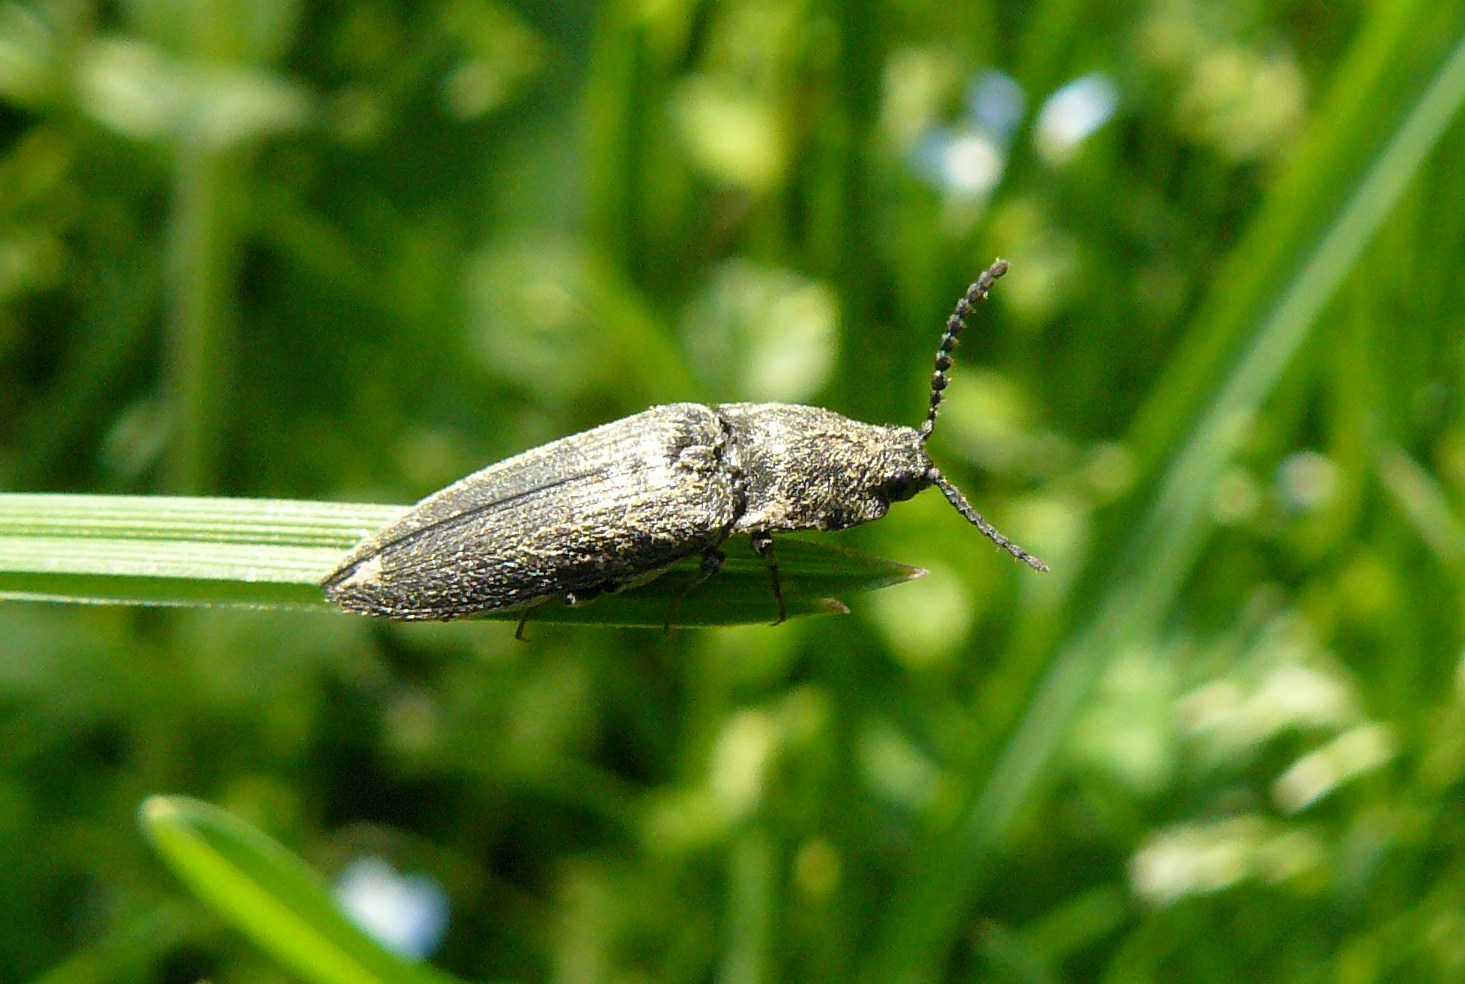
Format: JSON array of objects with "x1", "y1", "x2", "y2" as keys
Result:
[{"x1": 750, "y1": 530, "x2": 785, "y2": 625}]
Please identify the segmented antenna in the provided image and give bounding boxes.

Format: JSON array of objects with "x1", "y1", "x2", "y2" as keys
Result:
[
  {"x1": 932, "y1": 470, "x2": 1049, "y2": 572},
  {"x1": 918, "y1": 260, "x2": 1047, "y2": 572},
  {"x1": 918, "y1": 258, "x2": 1009, "y2": 441}
]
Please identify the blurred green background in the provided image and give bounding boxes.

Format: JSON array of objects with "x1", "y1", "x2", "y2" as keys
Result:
[{"x1": 4, "y1": 0, "x2": 1465, "y2": 980}]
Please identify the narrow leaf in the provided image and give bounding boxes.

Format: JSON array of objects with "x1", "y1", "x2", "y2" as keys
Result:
[
  {"x1": 0, "y1": 493, "x2": 924, "y2": 626},
  {"x1": 139, "y1": 796, "x2": 463, "y2": 984}
]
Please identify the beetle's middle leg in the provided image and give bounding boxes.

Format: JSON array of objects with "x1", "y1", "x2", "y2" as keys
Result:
[
  {"x1": 664, "y1": 545, "x2": 726, "y2": 633},
  {"x1": 750, "y1": 530, "x2": 785, "y2": 624},
  {"x1": 515, "y1": 600, "x2": 551, "y2": 642}
]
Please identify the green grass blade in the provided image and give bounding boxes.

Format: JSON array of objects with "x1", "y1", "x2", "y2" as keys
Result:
[
  {"x1": 864, "y1": 9, "x2": 1465, "y2": 982},
  {"x1": 0, "y1": 494, "x2": 400, "y2": 609},
  {"x1": 0, "y1": 493, "x2": 923, "y2": 626},
  {"x1": 1129, "y1": 19, "x2": 1465, "y2": 611},
  {"x1": 139, "y1": 797, "x2": 462, "y2": 984}
]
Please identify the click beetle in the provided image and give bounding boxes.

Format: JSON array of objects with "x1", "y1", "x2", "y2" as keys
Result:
[{"x1": 323, "y1": 259, "x2": 1046, "y2": 627}]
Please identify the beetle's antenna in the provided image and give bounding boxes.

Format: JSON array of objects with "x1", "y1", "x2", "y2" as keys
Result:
[
  {"x1": 919, "y1": 258, "x2": 1008, "y2": 441},
  {"x1": 917, "y1": 260, "x2": 1044, "y2": 572},
  {"x1": 930, "y1": 468, "x2": 1048, "y2": 572}
]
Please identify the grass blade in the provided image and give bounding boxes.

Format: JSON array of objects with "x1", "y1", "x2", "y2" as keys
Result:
[
  {"x1": 139, "y1": 797, "x2": 462, "y2": 984},
  {"x1": 0, "y1": 493, "x2": 923, "y2": 626},
  {"x1": 864, "y1": 10, "x2": 1465, "y2": 981}
]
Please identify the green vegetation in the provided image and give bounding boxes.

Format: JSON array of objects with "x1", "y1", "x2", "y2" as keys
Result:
[{"x1": 4, "y1": 0, "x2": 1465, "y2": 981}]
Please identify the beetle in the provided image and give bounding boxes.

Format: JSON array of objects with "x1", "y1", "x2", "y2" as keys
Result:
[{"x1": 322, "y1": 259, "x2": 1046, "y2": 628}]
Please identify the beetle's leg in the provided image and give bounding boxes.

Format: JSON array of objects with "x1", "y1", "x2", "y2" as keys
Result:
[
  {"x1": 514, "y1": 596, "x2": 561, "y2": 642},
  {"x1": 750, "y1": 530, "x2": 785, "y2": 625},
  {"x1": 664, "y1": 545, "x2": 726, "y2": 633}
]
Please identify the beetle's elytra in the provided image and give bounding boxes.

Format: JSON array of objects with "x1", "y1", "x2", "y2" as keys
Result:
[{"x1": 323, "y1": 259, "x2": 1046, "y2": 626}]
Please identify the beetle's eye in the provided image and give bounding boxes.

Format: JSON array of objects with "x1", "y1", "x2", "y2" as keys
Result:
[{"x1": 886, "y1": 474, "x2": 921, "y2": 502}]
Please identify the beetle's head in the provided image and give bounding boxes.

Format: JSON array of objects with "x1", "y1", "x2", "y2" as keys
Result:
[
  {"x1": 763, "y1": 416, "x2": 937, "y2": 531},
  {"x1": 873, "y1": 425, "x2": 936, "y2": 508}
]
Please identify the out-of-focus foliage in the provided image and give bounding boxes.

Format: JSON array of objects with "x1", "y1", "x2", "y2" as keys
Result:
[{"x1": 4, "y1": 0, "x2": 1465, "y2": 982}]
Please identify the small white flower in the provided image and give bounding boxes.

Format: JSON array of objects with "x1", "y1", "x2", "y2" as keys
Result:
[{"x1": 335, "y1": 856, "x2": 449, "y2": 959}]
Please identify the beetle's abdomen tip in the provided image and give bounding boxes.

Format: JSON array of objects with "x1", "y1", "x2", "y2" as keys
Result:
[{"x1": 320, "y1": 554, "x2": 384, "y2": 614}]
